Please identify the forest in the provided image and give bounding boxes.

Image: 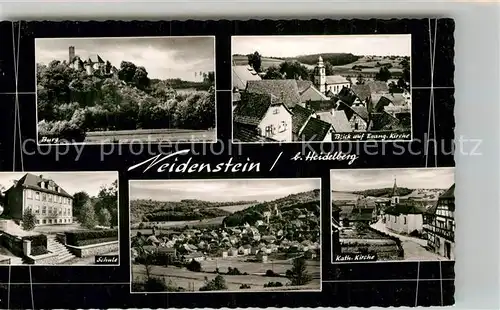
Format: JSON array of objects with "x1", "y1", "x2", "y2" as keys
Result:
[
  {"x1": 37, "y1": 60, "x2": 215, "y2": 142},
  {"x1": 129, "y1": 199, "x2": 257, "y2": 223},
  {"x1": 72, "y1": 180, "x2": 119, "y2": 229}
]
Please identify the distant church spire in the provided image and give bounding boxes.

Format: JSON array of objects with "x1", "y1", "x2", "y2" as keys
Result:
[{"x1": 390, "y1": 176, "x2": 400, "y2": 205}]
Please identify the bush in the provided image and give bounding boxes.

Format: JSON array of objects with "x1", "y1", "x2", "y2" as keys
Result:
[
  {"x1": 136, "y1": 252, "x2": 175, "y2": 267},
  {"x1": 65, "y1": 229, "x2": 118, "y2": 246},
  {"x1": 409, "y1": 230, "x2": 421, "y2": 237},
  {"x1": 227, "y1": 267, "x2": 243, "y2": 275},
  {"x1": 264, "y1": 281, "x2": 283, "y2": 288},
  {"x1": 30, "y1": 245, "x2": 48, "y2": 256},
  {"x1": 186, "y1": 259, "x2": 202, "y2": 272},
  {"x1": 240, "y1": 284, "x2": 251, "y2": 289},
  {"x1": 22, "y1": 234, "x2": 47, "y2": 248},
  {"x1": 144, "y1": 277, "x2": 167, "y2": 292},
  {"x1": 265, "y1": 269, "x2": 278, "y2": 277},
  {"x1": 22, "y1": 209, "x2": 37, "y2": 231}
]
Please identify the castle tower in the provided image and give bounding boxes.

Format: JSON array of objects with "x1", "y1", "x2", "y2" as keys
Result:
[
  {"x1": 314, "y1": 55, "x2": 326, "y2": 94},
  {"x1": 69, "y1": 46, "x2": 75, "y2": 63},
  {"x1": 390, "y1": 176, "x2": 399, "y2": 206}
]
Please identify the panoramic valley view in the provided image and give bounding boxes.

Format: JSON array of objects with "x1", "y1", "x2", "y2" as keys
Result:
[
  {"x1": 129, "y1": 179, "x2": 321, "y2": 292},
  {"x1": 331, "y1": 168, "x2": 455, "y2": 262}
]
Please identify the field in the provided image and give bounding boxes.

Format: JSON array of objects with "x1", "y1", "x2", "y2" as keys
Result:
[
  {"x1": 132, "y1": 258, "x2": 321, "y2": 292},
  {"x1": 332, "y1": 191, "x2": 360, "y2": 201},
  {"x1": 84, "y1": 128, "x2": 216, "y2": 143},
  {"x1": 218, "y1": 203, "x2": 256, "y2": 213},
  {"x1": 232, "y1": 54, "x2": 404, "y2": 76},
  {"x1": 130, "y1": 216, "x2": 225, "y2": 235}
]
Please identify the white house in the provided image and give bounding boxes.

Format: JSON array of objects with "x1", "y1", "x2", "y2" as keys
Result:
[
  {"x1": 313, "y1": 56, "x2": 351, "y2": 95},
  {"x1": 233, "y1": 92, "x2": 293, "y2": 142},
  {"x1": 384, "y1": 206, "x2": 424, "y2": 234}
]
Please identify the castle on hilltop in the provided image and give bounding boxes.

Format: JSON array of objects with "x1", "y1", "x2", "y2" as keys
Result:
[{"x1": 68, "y1": 46, "x2": 118, "y2": 76}]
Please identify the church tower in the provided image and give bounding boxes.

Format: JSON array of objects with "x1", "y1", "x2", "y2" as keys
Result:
[
  {"x1": 390, "y1": 177, "x2": 400, "y2": 206},
  {"x1": 69, "y1": 46, "x2": 75, "y2": 63},
  {"x1": 314, "y1": 56, "x2": 326, "y2": 94}
]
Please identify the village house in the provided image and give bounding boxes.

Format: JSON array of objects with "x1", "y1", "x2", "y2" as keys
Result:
[
  {"x1": 297, "y1": 80, "x2": 330, "y2": 102},
  {"x1": 245, "y1": 79, "x2": 302, "y2": 108},
  {"x1": 233, "y1": 64, "x2": 262, "y2": 91},
  {"x1": 383, "y1": 178, "x2": 424, "y2": 234},
  {"x1": 424, "y1": 184, "x2": 455, "y2": 260},
  {"x1": 313, "y1": 56, "x2": 351, "y2": 95},
  {"x1": 233, "y1": 92, "x2": 293, "y2": 142},
  {"x1": 3, "y1": 173, "x2": 74, "y2": 225}
]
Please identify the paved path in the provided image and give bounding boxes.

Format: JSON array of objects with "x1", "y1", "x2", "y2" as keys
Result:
[{"x1": 370, "y1": 220, "x2": 447, "y2": 261}]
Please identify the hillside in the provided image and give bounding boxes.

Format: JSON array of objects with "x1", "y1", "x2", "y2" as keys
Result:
[
  {"x1": 129, "y1": 199, "x2": 258, "y2": 224},
  {"x1": 288, "y1": 53, "x2": 360, "y2": 66},
  {"x1": 223, "y1": 189, "x2": 321, "y2": 227},
  {"x1": 36, "y1": 60, "x2": 215, "y2": 142}
]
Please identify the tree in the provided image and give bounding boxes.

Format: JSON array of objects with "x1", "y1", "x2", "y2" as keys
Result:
[
  {"x1": 324, "y1": 61, "x2": 335, "y2": 76},
  {"x1": 22, "y1": 209, "x2": 37, "y2": 231},
  {"x1": 132, "y1": 66, "x2": 150, "y2": 91},
  {"x1": 118, "y1": 61, "x2": 137, "y2": 83},
  {"x1": 278, "y1": 61, "x2": 311, "y2": 80},
  {"x1": 375, "y1": 67, "x2": 392, "y2": 82},
  {"x1": 247, "y1": 51, "x2": 262, "y2": 72},
  {"x1": 79, "y1": 200, "x2": 97, "y2": 229},
  {"x1": 98, "y1": 208, "x2": 112, "y2": 227},
  {"x1": 286, "y1": 257, "x2": 312, "y2": 286},
  {"x1": 263, "y1": 66, "x2": 283, "y2": 80},
  {"x1": 72, "y1": 191, "x2": 90, "y2": 219},
  {"x1": 94, "y1": 180, "x2": 118, "y2": 226},
  {"x1": 199, "y1": 275, "x2": 228, "y2": 291}
]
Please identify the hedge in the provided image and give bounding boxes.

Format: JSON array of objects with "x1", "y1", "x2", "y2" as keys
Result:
[
  {"x1": 65, "y1": 229, "x2": 118, "y2": 247},
  {"x1": 22, "y1": 234, "x2": 47, "y2": 248}
]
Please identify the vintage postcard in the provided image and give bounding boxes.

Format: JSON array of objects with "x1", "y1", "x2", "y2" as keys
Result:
[
  {"x1": 129, "y1": 178, "x2": 321, "y2": 293},
  {"x1": 331, "y1": 168, "x2": 455, "y2": 263},
  {"x1": 0, "y1": 171, "x2": 119, "y2": 266},
  {"x1": 35, "y1": 36, "x2": 216, "y2": 145},
  {"x1": 232, "y1": 35, "x2": 412, "y2": 143}
]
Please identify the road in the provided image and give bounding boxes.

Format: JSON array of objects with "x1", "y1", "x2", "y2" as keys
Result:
[{"x1": 370, "y1": 220, "x2": 448, "y2": 261}]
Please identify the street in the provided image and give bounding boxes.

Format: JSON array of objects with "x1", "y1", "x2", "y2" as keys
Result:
[{"x1": 371, "y1": 220, "x2": 448, "y2": 261}]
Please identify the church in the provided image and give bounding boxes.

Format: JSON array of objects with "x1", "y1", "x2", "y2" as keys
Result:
[{"x1": 313, "y1": 56, "x2": 351, "y2": 96}]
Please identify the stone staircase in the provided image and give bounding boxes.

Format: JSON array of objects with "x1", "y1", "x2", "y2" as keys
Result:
[{"x1": 46, "y1": 235, "x2": 77, "y2": 264}]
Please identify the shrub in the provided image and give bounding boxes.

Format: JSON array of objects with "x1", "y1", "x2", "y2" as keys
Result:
[
  {"x1": 22, "y1": 234, "x2": 47, "y2": 248},
  {"x1": 264, "y1": 281, "x2": 283, "y2": 288},
  {"x1": 186, "y1": 259, "x2": 202, "y2": 272},
  {"x1": 240, "y1": 284, "x2": 251, "y2": 289},
  {"x1": 65, "y1": 229, "x2": 118, "y2": 246},
  {"x1": 22, "y1": 209, "x2": 37, "y2": 231},
  {"x1": 265, "y1": 269, "x2": 278, "y2": 277},
  {"x1": 226, "y1": 267, "x2": 242, "y2": 275},
  {"x1": 31, "y1": 245, "x2": 48, "y2": 256},
  {"x1": 199, "y1": 275, "x2": 227, "y2": 291},
  {"x1": 144, "y1": 277, "x2": 167, "y2": 292}
]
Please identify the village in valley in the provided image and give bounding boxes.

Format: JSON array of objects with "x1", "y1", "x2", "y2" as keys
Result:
[
  {"x1": 232, "y1": 35, "x2": 412, "y2": 143},
  {"x1": 129, "y1": 179, "x2": 321, "y2": 292},
  {"x1": 331, "y1": 168, "x2": 455, "y2": 262}
]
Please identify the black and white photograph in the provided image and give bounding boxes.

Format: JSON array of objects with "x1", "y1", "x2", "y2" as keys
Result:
[
  {"x1": 232, "y1": 35, "x2": 412, "y2": 143},
  {"x1": 0, "y1": 172, "x2": 119, "y2": 265},
  {"x1": 35, "y1": 36, "x2": 216, "y2": 144},
  {"x1": 331, "y1": 168, "x2": 455, "y2": 263},
  {"x1": 129, "y1": 178, "x2": 321, "y2": 293}
]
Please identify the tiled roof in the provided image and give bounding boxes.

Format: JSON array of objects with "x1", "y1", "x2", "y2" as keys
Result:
[
  {"x1": 300, "y1": 85, "x2": 330, "y2": 101},
  {"x1": 296, "y1": 80, "x2": 313, "y2": 94},
  {"x1": 233, "y1": 92, "x2": 276, "y2": 126},
  {"x1": 351, "y1": 81, "x2": 390, "y2": 102},
  {"x1": 315, "y1": 110, "x2": 351, "y2": 132},
  {"x1": 233, "y1": 122, "x2": 276, "y2": 142},
  {"x1": 233, "y1": 65, "x2": 262, "y2": 90},
  {"x1": 246, "y1": 79, "x2": 301, "y2": 108},
  {"x1": 291, "y1": 105, "x2": 313, "y2": 135},
  {"x1": 351, "y1": 106, "x2": 370, "y2": 122},
  {"x1": 325, "y1": 75, "x2": 349, "y2": 84},
  {"x1": 88, "y1": 55, "x2": 104, "y2": 64},
  {"x1": 439, "y1": 184, "x2": 455, "y2": 199},
  {"x1": 306, "y1": 100, "x2": 336, "y2": 112},
  {"x1": 351, "y1": 84, "x2": 371, "y2": 101},
  {"x1": 338, "y1": 87, "x2": 358, "y2": 106},
  {"x1": 299, "y1": 117, "x2": 332, "y2": 141},
  {"x1": 369, "y1": 112, "x2": 400, "y2": 131},
  {"x1": 388, "y1": 93, "x2": 406, "y2": 106},
  {"x1": 7, "y1": 173, "x2": 73, "y2": 198},
  {"x1": 385, "y1": 204, "x2": 425, "y2": 216}
]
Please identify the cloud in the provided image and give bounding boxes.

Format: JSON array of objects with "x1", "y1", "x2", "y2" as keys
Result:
[
  {"x1": 130, "y1": 178, "x2": 320, "y2": 202},
  {"x1": 0, "y1": 172, "x2": 118, "y2": 197},
  {"x1": 36, "y1": 37, "x2": 215, "y2": 81},
  {"x1": 232, "y1": 35, "x2": 411, "y2": 58},
  {"x1": 330, "y1": 168, "x2": 454, "y2": 191}
]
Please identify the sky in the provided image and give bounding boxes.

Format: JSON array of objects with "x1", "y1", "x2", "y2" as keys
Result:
[
  {"x1": 35, "y1": 37, "x2": 215, "y2": 81},
  {"x1": 330, "y1": 168, "x2": 454, "y2": 192},
  {"x1": 0, "y1": 172, "x2": 117, "y2": 197},
  {"x1": 232, "y1": 35, "x2": 411, "y2": 58},
  {"x1": 129, "y1": 179, "x2": 320, "y2": 202}
]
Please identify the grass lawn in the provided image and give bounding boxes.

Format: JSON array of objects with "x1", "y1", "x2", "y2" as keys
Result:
[
  {"x1": 84, "y1": 128, "x2": 215, "y2": 143},
  {"x1": 132, "y1": 264, "x2": 321, "y2": 292}
]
